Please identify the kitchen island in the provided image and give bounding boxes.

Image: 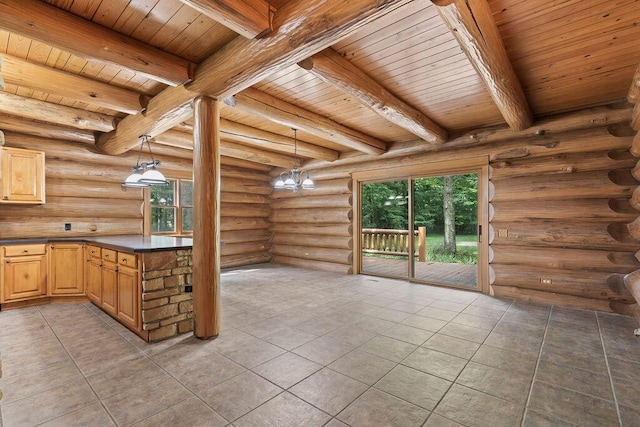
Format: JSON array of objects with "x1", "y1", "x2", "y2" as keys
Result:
[{"x1": 0, "y1": 235, "x2": 195, "y2": 342}]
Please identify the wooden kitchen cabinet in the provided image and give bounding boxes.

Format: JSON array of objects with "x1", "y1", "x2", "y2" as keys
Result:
[
  {"x1": 1, "y1": 244, "x2": 47, "y2": 303},
  {"x1": 49, "y1": 243, "x2": 84, "y2": 295},
  {"x1": 101, "y1": 249, "x2": 118, "y2": 317},
  {"x1": 86, "y1": 245, "x2": 102, "y2": 304},
  {"x1": 0, "y1": 146, "x2": 45, "y2": 204},
  {"x1": 117, "y1": 263, "x2": 140, "y2": 330}
]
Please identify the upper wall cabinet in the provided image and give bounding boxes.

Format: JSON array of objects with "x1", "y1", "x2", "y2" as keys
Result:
[{"x1": 0, "y1": 146, "x2": 45, "y2": 204}]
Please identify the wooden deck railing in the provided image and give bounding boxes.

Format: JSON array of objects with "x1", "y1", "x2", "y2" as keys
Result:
[{"x1": 362, "y1": 227, "x2": 427, "y2": 262}]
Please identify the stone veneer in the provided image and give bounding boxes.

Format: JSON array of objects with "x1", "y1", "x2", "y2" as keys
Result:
[{"x1": 140, "y1": 249, "x2": 193, "y2": 342}]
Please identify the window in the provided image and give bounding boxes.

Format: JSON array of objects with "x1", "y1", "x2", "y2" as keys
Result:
[{"x1": 150, "y1": 179, "x2": 193, "y2": 235}]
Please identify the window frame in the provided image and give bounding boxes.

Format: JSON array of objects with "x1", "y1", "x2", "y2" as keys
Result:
[{"x1": 147, "y1": 177, "x2": 193, "y2": 236}]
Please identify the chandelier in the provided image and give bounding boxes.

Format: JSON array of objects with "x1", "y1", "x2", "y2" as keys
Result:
[
  {"x1": 274, "y1": 128, "x2": 314, "y2": 192},
  {"x1": 122, "y1": 135, "x2": 169, "y2": 188}
]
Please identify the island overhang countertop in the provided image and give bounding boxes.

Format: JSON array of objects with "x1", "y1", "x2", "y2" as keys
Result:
[{"x1": 0, "y1": 235, "x2": 194, "y2": 253}]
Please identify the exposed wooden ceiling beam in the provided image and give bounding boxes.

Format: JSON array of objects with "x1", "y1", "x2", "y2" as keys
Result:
[
  {"x1": 0, "y1": 54, "x2": 143, "y2": 115},
  {"x1": 0, "y1": 0, "x2": 194, "y2": 86},
  {"x1": 432, "y1": 0, "x2": 533, "y2": 131},
  {"x1": 179, "y1": 0, "x2": 275, "y2": 39},
  {"x1": 96, "y1": 0, "x2": 410, "y2": 155},
  {"x1": 226, "y1": 87, "x2": 387, "y2": 155},
  {"x1": 153, "y1": 129, "x2": 298, "y2": 167},
  {"x1": 628, "y1": 64, "x2": 640, "y2": 104},
  {"x1": 298, "y1": 48, "x2": 447, "y2": 144},
  {"x1": 0, "y1": 92, "x2": 115, "y2": 132},
  {"x1": 220, "y1": 119, "x2": 339, "y2": 161},
  {"x1": 0, "y1": 113, "x2": 94, "y2": 144},
  {"x1": 154, "y1": 118, "x2": 339, "y2": 161}
]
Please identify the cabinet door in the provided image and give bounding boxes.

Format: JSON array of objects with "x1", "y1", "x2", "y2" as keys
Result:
[
  {"x1": 117, "y1": 266, "x2": 139, "y2": 329},
  {"x1": 49, "y1": 244, "x2": 84, "y2": 295},
  {"x1": 101, "y1": 262, "x2": 118, "y2": 316},
  {"x1": 87, "y1": 260, "x2": 102, "y2": 304},
  {"x1": 0, "y1": 147, "x2": 45, "y2": 204},
  {"x1": 2, "y1": 255, "x2": 47, "y2": 302}
]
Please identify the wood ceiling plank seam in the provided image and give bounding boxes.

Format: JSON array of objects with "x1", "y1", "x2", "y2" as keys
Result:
[
  {"x1": 516, "y1": 40, "x2": 640, "y2": 87},
  {"x1": 147, "y1": 5, "x2": 202, "y2": 50},
  {"x1": 344, "y1": 23, "x2": 452, "y2": 70},
  {"x1": 376, "y1": 57, "x2": 473, "y2": 92},
  {"x1": 113, "y1": 0, "x2": 161, "y2": 37},
  {"x1": 45, "y1": 48, "x2": 70, "y2": 68},
  {"x1": 6, "y1": 34, "x2": 32, "y2": 58},
  {"x1": 348, "y1": 32, "x2": 457, "y2": 71},
  {"x1": 69, "y1": 0, "x2": 104, "y2": 20},
  {"x1": 390, "y1": 69, "x2": 481, "y2": 97},
  {"x1": 60, "y1": 54, "x2": 87, "y2": 74},
  {"x1": 368, "y1": 44, "x2": 468, "y2": 84},
  {"x1": 159, "y1": 11, "x2": 217, "y2": 54},
  {"x1": 491, "y1": 0, "x2": 589, "y2": 26},
  {"x1": 397, "y1": 80, "x2": 487, "y2": 107},
  {"x1": 0, "y1": 30, "x2": 9, "y2": 52},
  {"x1": 503, "y1": 13, "x2": 640, "y2": 61},
  {"x1": 92, "y1": 0, "x2": 131, "y2": 29},
  {"x1": 25, "y1": 40, "x2": 53, "y2": 64},
  {"x1": 334, "y1": 0, "x2": 432, "y2": 50},
  {"x1": 174, "y1": 23, "x2": 236, "y2": 63},
  {"x1": 129, "y1": 0, "x2": 183, "y2": 42}
]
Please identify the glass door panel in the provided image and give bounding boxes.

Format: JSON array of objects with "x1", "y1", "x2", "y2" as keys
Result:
[
  {"x1": 412, "y1": 174, "x2": 479, "y2": 288},
  {"x1": 360, "y1": 180, "x2": 409, "y2": 278}
]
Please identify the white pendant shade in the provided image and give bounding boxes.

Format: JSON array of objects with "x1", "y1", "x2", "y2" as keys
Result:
[{"x1": 139, "y1": 165, "x2": 168, "y2": 185}]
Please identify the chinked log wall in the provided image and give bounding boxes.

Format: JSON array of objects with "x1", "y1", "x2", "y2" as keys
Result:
[
  {"x1": 0, "y1": 132, "x2": 273, "y2": 269},
  {"x1": 269, "y1": 107, "x2": 640, "y2": 312}
]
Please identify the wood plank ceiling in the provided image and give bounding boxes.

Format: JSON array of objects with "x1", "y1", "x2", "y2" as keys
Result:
[{"x1": 0, "y1": 0, "x2": 639, "y2": 167}]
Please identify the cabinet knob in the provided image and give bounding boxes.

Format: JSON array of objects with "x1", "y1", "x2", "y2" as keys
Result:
[
  {"x1": 2, "y1": 195, "x2": 8, "y2": 200},
  {"x1": 23, "y1": 249, "x2": 28, "y2": 253},
  {"x1": 5, "y1": 259, "x2": 10, "y2": 263},
  {"x1": 121, "y1": 258, "x2": 127, "y2": 263},
  {"x1": 104, "y1": 254, "x2": 109, "y2": 258}
]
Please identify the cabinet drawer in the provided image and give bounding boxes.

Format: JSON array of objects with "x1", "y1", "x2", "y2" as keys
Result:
[
  {"x1": 118, "y1": 252, "x2": 138, "y2": 269},
  {"x1": 102, "y1": 248, "x2": 117, "y2": 262},
  {"x1": 3, "y1": 244, "x2": 47, "y2": 257},
  {"x1": 87, "y1": 245, "x2": 101, "y2": 259}
]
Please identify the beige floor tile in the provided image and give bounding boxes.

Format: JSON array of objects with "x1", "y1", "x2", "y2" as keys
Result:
[
  {"x1": 359, "y1": 336, "x2": 417, "y2": 362},
  {"x1": 435, "y1": 384, "x2": 523, "y2": 427},
  {"x1": 423, "y1": 333, "x2": 480, "y2": 359},
  {"x1": 133, "y1": 397, "x2": 227, "y2": 427},
  {"x1": 522, "y1": 409, "x2": 575, "y2": 427},
  {"x1": 87, "y1": 357, "x2": 165, "y2": 399},
  {"x1": 416, "y1": 306, "x2": 459, "y2": 322},
  {"x1": 199, "y1": 370, "x2": 282, "y2": 421},
  {"x1": 322, "y1": 325, "x2": 376, "y2": 347},
  {"x1": 402, "y1": 347, "x2": 467, "y2": 381},
  {"x1": 484, "y1": 330, "x2": 542, "y2": 354},
  {"x1": 292, "y1": 336, "x2": 356, "y2": 365},
  {"x1": 234, "y1": 392, "x2": 331, "y2": 427},
  {"x1": 293, "y1": 316, "x2": 345, "y2": 336},
  {"x1": 620, "y1": 405, "x2": 640, "y2": 427},
  {"x1": 0, "y1": 359, "x2": 83, "y2": 404},
  {"x1": 456, "y1": 362, "x2": 531, "y2": 404},
  {"x1": 37, "y1": 402, "x2": 116, "y2": 427},
  {"x1": 337, "y1": 388, "x2": 429, "y2": 427},
  {"x1": 375, "y1": 365, "x2": 451, "y2": 410},
  {"x1": 612, "y1": 375, "x2": 640, "y2": 411},
  {"x1": 528, "y1": 381, "x2": 618, "y2": 426},
  {"x1": 471, "y1": 345, "x2": 537, "y2": 375},
  {"x1": 462, "y1": 305, "x2": 506, "y2": 320},
  {"x1": 102, "y1": 374, "x2": 193, "y2": 426},
  {"x1": 539, "y1": 343, "x2": 608, "y2": 374},
  {"x1": 290, "y1": 367, "x2": 368, "y2": 415},
  {"x1": 217, "y1": 337, "x2": 286, "y2": 368},
  {"x1": 236, "y1": 317, "x2": 289, "y2": 338},
  {"x1": 385, "y1": 301, "x2": 426, "y2": 314},
  {"x1": 402, "y1": 315, "x2": 448, "y2": 332},
  {"x1": 1, "y1": 377, "x2": 98, "y2": 426},
  {"x1": 252, "y1": 352, "x2": 322, "y2": 389},
  {"x1": 380, "y1": 323, "x2": 434, "y2": 345},
  {"x1": 536, "y1": 359, "x2": 613, "y2": 401},
  {"x1": 165, "y1": 351, "x2": 246, "y2": 394},
  {"x1": 493, "y1": 319, "x2": 546, "y2": 339},
  {"x1": 328, "y1": 349, "x2": 396, "y2": 385},
  {"x1": 350, "y1": 316, "x2": 397, "y2": 334},
  {"x1": 438, "y1": 323, "x2": 491, "y2": 344},
  {"x1": 262, "y1": 326, "x2": 318, "y2": 350},
  {"x1": 424, "y1": 413, "x2": 465, "y2": 426},
  {"x1": 430, "y1": 300, "x2": 468, "y2": 312},
  {"x1": 325, "y1": 418, "x2": 350, "y2": 427},
  {"x1": 451, "y1": 313, "x2": 499, "y2": 330}
]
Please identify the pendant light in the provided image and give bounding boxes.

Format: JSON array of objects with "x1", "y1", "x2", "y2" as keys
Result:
[
  {"x1": 274, "y1": 129, "x2": 314, "y2": 192},
  {"x1": 122, "y1": 135, "x2": 168, "y2": 188}
]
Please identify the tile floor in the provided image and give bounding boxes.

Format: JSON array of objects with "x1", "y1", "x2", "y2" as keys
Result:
[{"x1": 1, "y1": 264, "x2": 640, "y2": 426}]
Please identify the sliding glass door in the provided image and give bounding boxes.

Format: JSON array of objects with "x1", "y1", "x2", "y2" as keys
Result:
[{"x1": 356, "y1": 159, "x2": 487, "y2": 291}]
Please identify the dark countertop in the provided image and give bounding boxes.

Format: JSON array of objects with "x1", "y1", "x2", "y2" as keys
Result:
[{"x1": 0, "y1": 235, "x2": 194, "y2": 253}]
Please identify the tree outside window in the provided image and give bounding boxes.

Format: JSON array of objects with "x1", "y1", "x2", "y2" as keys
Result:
[{"x1": 150, "y1": 179, "x2": 193, "y2": 235}]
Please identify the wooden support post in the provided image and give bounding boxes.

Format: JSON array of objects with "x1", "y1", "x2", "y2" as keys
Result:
[
  {"x1": 192, "y1": 96, "x2": 221, "y2": 339},
  {"x1": 418, "y1": 227, "x2": 427, "y2": 262}
]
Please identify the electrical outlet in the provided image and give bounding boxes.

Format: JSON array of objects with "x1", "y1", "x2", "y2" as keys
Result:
[
  {"x1": 184, "y1": 285, "x2": 193, "y2": 293},
  {"x1": 498, "y1": 228, "x2": 508, "y2": 238},
  {"x1": 64, "y1": 223, "x2": 71, "y2": 231},
  {"x1": 540, "y1": 278, "x2": 552, "y2": 285}
]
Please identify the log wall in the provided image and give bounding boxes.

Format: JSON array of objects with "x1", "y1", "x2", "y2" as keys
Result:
[
  {"x1": 269, "y1": 107, "x2": 640, "y2": 311},
  {"x1": 0, "y1": 132, "x2": 273, "y2": 269}
]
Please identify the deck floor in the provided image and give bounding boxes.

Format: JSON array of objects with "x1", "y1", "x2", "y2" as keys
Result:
[{"x1": 362, "y1": 256, "x2": 477, "y2": 288}]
